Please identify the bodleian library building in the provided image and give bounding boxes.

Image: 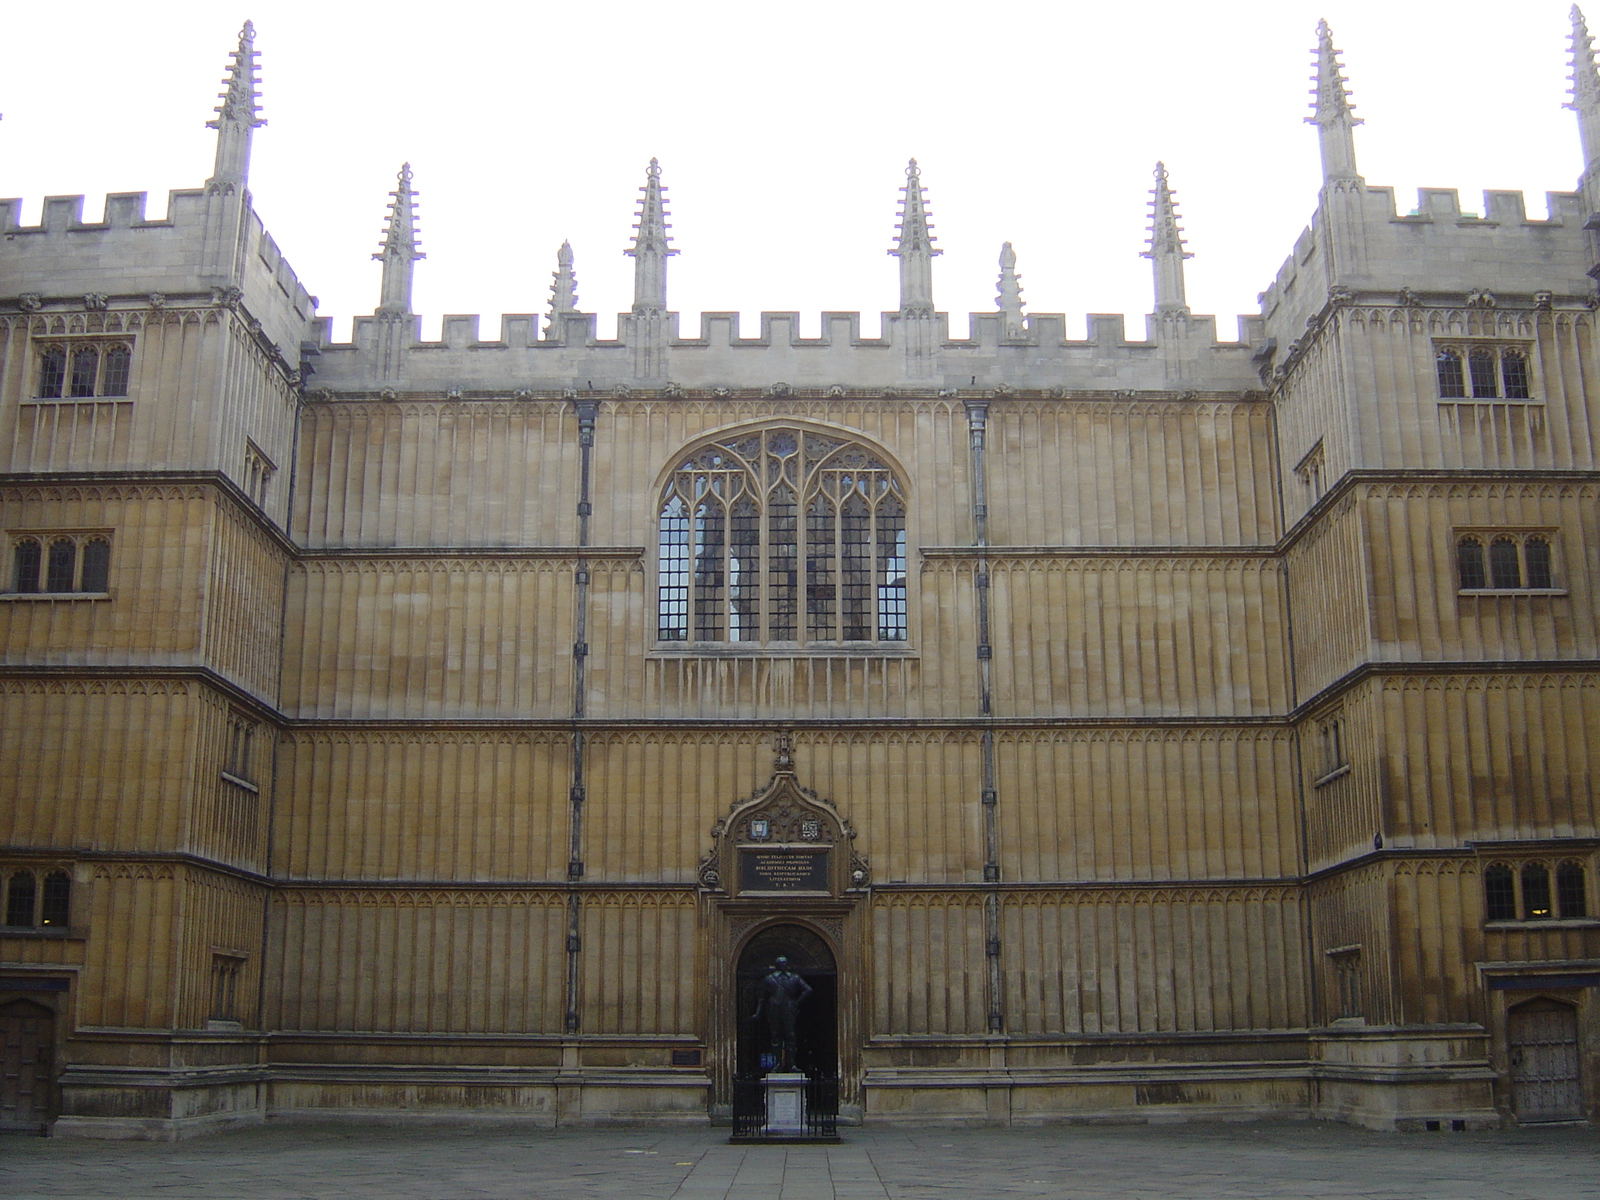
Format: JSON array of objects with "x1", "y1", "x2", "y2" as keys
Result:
[{"x1": 2, "y1": 16, "x2": 1599, "y2": 1139}]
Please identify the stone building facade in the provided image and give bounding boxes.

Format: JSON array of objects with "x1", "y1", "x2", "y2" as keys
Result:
[{"x1": 2, "y1": 18, "x2": 1598, "y2": 1137}]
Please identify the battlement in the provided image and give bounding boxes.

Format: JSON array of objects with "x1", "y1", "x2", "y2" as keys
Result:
[
  {"x1": 0, "y1": 189, "x2": 317, "y2": 353},
  {"x1": 1259, "y1": 184, "x2": 1594, "y2": 351},
  {"x1": 309, "y1": 307, "x2": 1266, "y2": 394}
]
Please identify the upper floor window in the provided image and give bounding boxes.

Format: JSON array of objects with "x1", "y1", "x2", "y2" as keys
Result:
[
  {"x1": 8, "y1": 533, "x2": 111, "y2": 595},
  {"x1": 1456, "y1": 532, "x2": 1556, "y2": 592},
  {"x1": 224, "y1": 713, "x2": 258, "y2": 785},
  {"x1": 657, "y1": 427, "x2": 908, "y2": 646},
  {"x1": 242, "y1": 443, "x2": 276, "y2": 509},
  {"x1": 1484, "y1": 859, "x2": 1589, "y2": 923},
  {"x1": 1294, "y1": 440, "x2": 1326, "y2": 503},
  {"x1": 1313, "y1": 711, "x2": 1347, "y2": 782},
  {"x1": 2, "y1": 868, "x2": 71, "y2": 929},
  {"x1": 1435, "y1": 344, "x2": 1532, "y2": 400},
  {"x1": 34, "y1": 342, "x2": 132, "y2": 400}
]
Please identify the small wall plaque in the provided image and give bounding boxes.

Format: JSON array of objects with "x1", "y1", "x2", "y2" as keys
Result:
[
  {"x1": 671, "y1": 1048, "x2": 702, "y2": 1066},
  {"x1": 739, "y1": 847, "x2": 830, "y2": 893}
]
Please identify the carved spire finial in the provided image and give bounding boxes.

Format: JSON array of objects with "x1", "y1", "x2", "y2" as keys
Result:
[
  {"x1": 545, "y1": 240, "x2": 580, "y2": 335},
  {"x1": 206, "y1": 21, "x2": 266, "y2": 190},
  {"x1": 996, "y1": 242, "x2": 1026, "y2": 336},
  {"x1": 1143, "y1": 162, "x2": 1193, "y2": 314},
  {"x1": 373, "y1": 163, "x2": 424, "y2": 318},
  {"x1": 889, "y1": 158, "x2": 941, "y2": 318},
  {"x1": 1570, "y1": 7, "x2": 1600, "y2": 167},
  {"x1": 626, "y1": 158, "x2": 677, "y2": 317},
  {"x1": 1307, "y1": 18, "x2": 1363, "y2": 185}
]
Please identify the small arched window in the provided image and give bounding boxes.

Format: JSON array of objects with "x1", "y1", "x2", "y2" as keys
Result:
[
  {"x1": 658, "y1": 428, "x2": 908, "y2": 646},
  {"x1": 12, "y1": 538, "x2": 42, "y2": 593},
  {"x1": 46, "y1": 538, "x2": 76, "y2": 592},
  {"x1": 1501, "y1": 350, "x2": 1531, "y2": 399},
  {"x1": 1457, "y1": 537, "x2": 1486, "y2": 589},
  {"x1": 1436, "y1": 349, "x2": 1466, "y2": 398},
  {"x1": 1489, "y1": 537, "x2": 1521, "y2": 589},
  {"x1": 5, "y1": 870, "x2": 36, "y2": 927},
  {"x1": 80, "y1": 538, "x2": 111, "y2": 592},
  {"x1": 1556, "y1": 861, "x2": 1587, "y2": 919},
  {"x1": 39, "y1": 871, "x2": 70, "y2": 927},
  {"x1": 1521, "y1": 862, "x2": 1553, "y2": 920},
  {"x1": 1468, "y1": 348, "x2": 1498, "y2": 398},
  {"x1": 1523, "y1": 537, "x2": 1553, "y2": 589},
  {"x1": 1484, "y1": 863, "x2": 1516, "y2": 921},
  {"x1": 100, "y1": 345, "x2": 132, "y2": 396},
  {"x1": 69, "y1": 347, "x2": 99, "y2": 398},
  {"x1": 36, "y1": 346, "x2": 67, "y2": 398}
]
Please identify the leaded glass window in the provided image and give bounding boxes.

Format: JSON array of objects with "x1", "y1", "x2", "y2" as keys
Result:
[{"x1": 657, "y1": 428, "x2": 908, "y2": 645}]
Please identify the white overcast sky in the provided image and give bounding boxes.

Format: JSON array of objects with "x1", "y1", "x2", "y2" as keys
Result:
[{"x1": 0, "y1": 2, "x2": 1589, "y2": 342}]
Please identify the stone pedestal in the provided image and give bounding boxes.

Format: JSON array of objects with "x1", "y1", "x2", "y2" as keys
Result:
[{"x1": 762, "y1": 1072, "x2": 807, "y2": 1135}]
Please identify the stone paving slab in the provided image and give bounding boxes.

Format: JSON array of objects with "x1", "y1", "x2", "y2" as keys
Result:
[{"x1": 1, "y1": 1121, "x2": 1596, "y2": 1200}]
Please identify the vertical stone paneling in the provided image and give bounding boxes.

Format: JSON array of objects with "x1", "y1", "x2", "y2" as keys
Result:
[
  {"x1": 272, "y1": 731, "x2": 571, "y2": 882},
  {"x1": 1303, "y1": 678, "x2": 1383, "y2": 870},
  {"x1": 81, "y1": 864, "x2": 180, "y2": 1029},
  {"x1": 579, "y1": 891, "x2": 698, "y2": 1035},
  {"x1": 997, "y1": 729, "x2": 1298, "y2": 883},
  {"x1": 203, "y1": 501, "x2": 287, "y2": 701},
  {"x1": 1378, "y1": 674, "x2": 1600, "y2": 847},
  {"x1": 1306, "y1": 863, "x2": 1395, "y2": 1027},
  {"x1": 987, "y1": 557, "x2": 1289, "y2": 717},
  {"x1": 0, "y1": 681, "x2": 197, "y2": 851},
  {"x1": 265, "y1": 890, "x2": 569, "y2": 1033},
  {"x1": 1001, "y1": 888, "x2": 1306, "y2": 1034},
  {"x1": 191, "y1": 689, "x2": 269, "y2": 873},
  {"x1": 176, "y1": 868, "x2": 268, "y2": 1029},
  {"x1": 1285, "y1": 492, "x2": 1369, "y2": 699},
  {"x1": 871, "y1": 893, "x2": 989, "y2": 1035}
]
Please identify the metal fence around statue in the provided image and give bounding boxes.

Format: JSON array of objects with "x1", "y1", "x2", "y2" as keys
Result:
[{"x1": 729, "y1": 1073, "x2": 839, "y2": 1142}]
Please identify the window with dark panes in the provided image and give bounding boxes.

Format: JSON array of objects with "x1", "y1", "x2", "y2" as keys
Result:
[
  {"x1": 39, "y1": 871, "x2": 70, "y2": 927},
  {"x1": 1501, "y1": 350, "x2": 1530, "y2": 399},
  {"x1": 37, "y1": 347, "x2": 67, "y2": 398},
  {"x1": 1436, "y1": 349, "x2": 1466, "y2": 397},
  {"x1": 1521, "y1": 862, "x2": 1553, "y2": 920},
  {"x1": 1484, "y1": 863, "x2": 1516, "y2": 921},
  {"x1": 1523, "y1": 537, "x2": 1552, "y2": 589},
  {"x1": 1468, "y1": 348, "x2": 1498, "y2": 398},
  {"x1": 12, "y1": 538, "x2": 42, "y2": 593},
  {"x1": 1489, "y1": 537, "x2": 1521, "y2": 589},
  {"x1": 1556, "y1": 861, "x2": 1587, "y2": 918},
  {"x1": 46, "y1": 538, "x2": 76, "y2": 592},
  {"x1": 5, "y1": 871, "x2": 36, "y2": 927}
]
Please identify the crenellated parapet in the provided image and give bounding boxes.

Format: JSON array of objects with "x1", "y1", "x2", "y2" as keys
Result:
[
  {"x1": 0, "y1": 189, "x2": 318, "y2": 357},
  {"x1": 310, "y1": 306, "x2": 1265, "y2": 394}
]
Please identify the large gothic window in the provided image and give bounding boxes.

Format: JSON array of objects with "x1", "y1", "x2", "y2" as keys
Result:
[{"x1": 657, "y1": 428, "x2": 907, "y2": 646}]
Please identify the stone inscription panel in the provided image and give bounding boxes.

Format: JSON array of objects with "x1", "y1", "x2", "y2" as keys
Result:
[{"x1": 739, "y1": 847, "x2": 830, "y2": 893}]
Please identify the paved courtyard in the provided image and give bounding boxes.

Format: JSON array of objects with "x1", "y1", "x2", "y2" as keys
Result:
[{"x1": 1, "y1": 1120, "x2": 1595, "y2": 1200}]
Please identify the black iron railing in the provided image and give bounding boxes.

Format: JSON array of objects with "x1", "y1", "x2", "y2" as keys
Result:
[{"x1": 729, "y1": 1073, "x2": 838, "y2": 1141}]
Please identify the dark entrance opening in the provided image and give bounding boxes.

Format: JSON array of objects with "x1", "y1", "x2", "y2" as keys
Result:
[
  {"x1": 735, "y1": 923, "x2": 837, "y2": 1079},
  {"x1": 0, "y1": 998, "x2": 54, "y2": 1134}
]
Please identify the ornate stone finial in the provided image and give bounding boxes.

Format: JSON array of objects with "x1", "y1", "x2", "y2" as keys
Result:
[
  {"x1": 996, "y1": 242, "x2": 1026, "y2": 337},
  {"x1": 1143, "y1": 162, "x2": 1193, "y2": 315},
  {"x1": 1307, "y1": 19, "x2": 1363, "y2": 186},
  {"x1": 889, "y1": 158, "x2": 941, "y2": 318},
  {"x1": 83, "y1": 293, "x2": 109, "y2": 312},
  {"x1": 206, "y1": 21, "x2": 266, "y2": 190},
  {"x1": 626, "y1": 158, "x2": 677, "y2": 317},
  {"x1": 545, "y1": 240, "x2": 580, "y2": 336},
  {"x1": 1570, "y1": 7, "x2": 1600, "y2": 168},
  {"x1": 774, "y1": 732, "x2": 794, "y2": 774},
  {"x1": 373, "y1": 163, "x2": 424, "y2": 318}
]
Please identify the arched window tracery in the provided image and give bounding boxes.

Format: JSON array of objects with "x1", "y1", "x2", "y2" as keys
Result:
[{"x1": 657, "y1": 428, "x2": 907, "y2": 646}]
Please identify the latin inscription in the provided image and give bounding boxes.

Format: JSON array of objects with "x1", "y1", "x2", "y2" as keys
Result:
[{"x1": 739, "y1": 848, "x2": 830, "y2": 893}]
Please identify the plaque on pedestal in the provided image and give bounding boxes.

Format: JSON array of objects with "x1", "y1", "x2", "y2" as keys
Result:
[{"x1": 763, "y1": 1072, "x2": 807, "y2": 1135}]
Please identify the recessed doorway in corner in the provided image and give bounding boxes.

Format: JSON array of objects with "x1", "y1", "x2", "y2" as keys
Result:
[{"x1": 736, "y1": 923, "x2": 837, "y2": 1079}]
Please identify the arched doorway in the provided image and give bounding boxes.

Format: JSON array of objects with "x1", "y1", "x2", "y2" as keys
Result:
[
  {"x1": 735, "y1": 923, "x2": 837, "y2": 1079},
  {"x1": 1508, "y1": 997, "x2": 1582, "y2": 1123},
  {"x1": 0, "y1": 998, "x2": 55, "y2": 1133}
]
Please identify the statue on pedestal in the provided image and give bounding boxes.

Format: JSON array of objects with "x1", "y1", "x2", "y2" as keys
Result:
[{"x1": 752, "y1": 955, "x2": 812, "y2": 1073}]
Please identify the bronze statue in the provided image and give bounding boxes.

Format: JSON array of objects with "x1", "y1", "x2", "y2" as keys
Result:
[{"x1": 752, "y1": 955, "x2": 812, "y2": 1072}]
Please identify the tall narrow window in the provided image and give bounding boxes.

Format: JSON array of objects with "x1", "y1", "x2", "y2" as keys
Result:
[
  {"x1": 1556, "y1": 861, "x2": 1587, "y2": 918},
  {"x1": 37, "y1": 347, "x2": 67, "y2": 398},
  {"x1": 80, "y1": 539, "x2": 110, "y2": 592},
  {"x1": 657, "y1": 496, "x2": 689, "y2": 640},
  {"x1": 1468, "y1": 348, "x2": 1498, "y2": 398},
  {"x1": 12, "y1": 538, "x2": 42, "y2": 593},
  {"x1": 1484, "y1": 863, "x2": 1516, "y2": 921},
  {"x1": 1523, "y1": 537, "x2": 1552, "y2": 589},
  {"x1": 100, "y1": 345, "x2": 131, "y2": 396},
  {"x1": 1522, "y1": 862, "x2": 1553, "y2": 920},
  {"x1": 210, "y1": 955, "x2": 244, "y2": 1022},
  {"x1": 5, "y1": 871, "x2": 36, "y2": 927},
  {"x1": 1501, "y1": 350, "x2": 1530, "y2": 399},
  {"x1": 69, "y1": 347, "x2": 99, "y2": 398},
  {"x1": 39, "y1": 871, "x2": 70, "y2": 927},
  {"x1": 46, "y1": 538, "x2": 76, "y2": 592},
  {"x1": 658, "y1": 428, "x2": 908, "y2": 646},
  {"x1": 1489, "y1": 537, "x2": 1521, "y2": 589},
  {"x1": 1457, "y1": 537, "x2": 1486, "y2": 590},
  {"x1": 1436, "y1": 350, "x2": 1466, "y2": 398}
]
